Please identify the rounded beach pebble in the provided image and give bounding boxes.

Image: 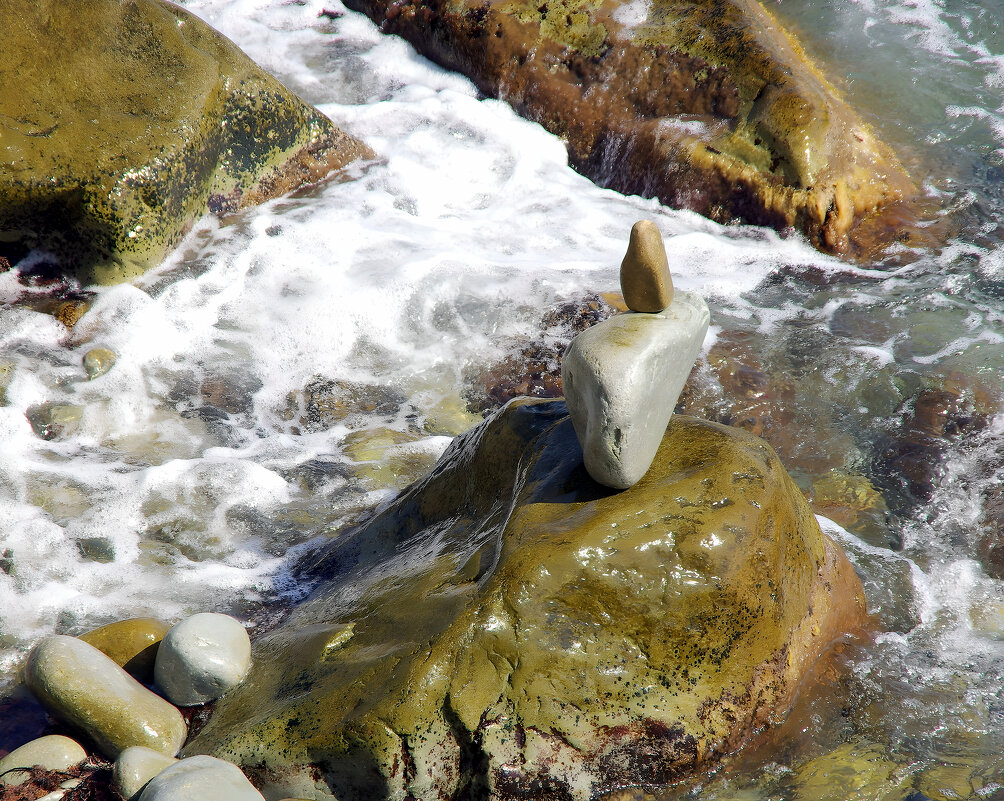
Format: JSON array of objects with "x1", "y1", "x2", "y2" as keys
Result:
[
  {"x1": 83, "y1": 347, "x2": 117, "y2": 379},
  {"x1": 619, "y1": 219, "x2": 674, "y2": 313},
  {"x1": 114, "y1": 746, "x2": 179, "y2": 800},
  {"x1": 154, "y1": 613, "x2": 251, "y2": 706},
  {"x1": 0, "y1": 734, "x2": 86, "y2": 786},
  {"x1": 24, "y1": 635, "x2": 187, "y2": 759},
  {"x1": 137, "y1": 755, "x2": 264, "y2": 801}
]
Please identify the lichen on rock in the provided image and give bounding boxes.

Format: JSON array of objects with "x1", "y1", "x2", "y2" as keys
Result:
[
  {"x1": 0, "y1": 0, "x2": 375, "y2": 284},
  {"x1": 184, "y1": 400, "x2": 867, "y2": 800}
]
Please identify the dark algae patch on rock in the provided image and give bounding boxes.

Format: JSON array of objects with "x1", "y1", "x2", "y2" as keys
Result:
[
  {"x1": 184, "y1": 400, "x2": 867, "y2": 800},
  {"x1": 0, "y1": 0, "x2": 374, "y2": 285},
  {"x1": 342, "y1": 0, "x2": 916, "y2": 255}
]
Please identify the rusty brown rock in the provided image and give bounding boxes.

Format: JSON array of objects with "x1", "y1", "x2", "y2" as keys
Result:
[
  {"x1": 344, "y1": 0, "x2": 916, "y2": 255},
  {"x1": 463, "y1": 293, "x2": 618, "y2": 414},
  {"x1": 873, "y1": 386, "x2": 990, "y2": 507},
  {"x1": 620, "y1": 220, "x2": 674, "y2": 313}
]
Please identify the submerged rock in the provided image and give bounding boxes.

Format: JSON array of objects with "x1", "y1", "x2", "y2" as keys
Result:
[
  {"x1": 185, "y1": 400, "x2": 866, "y2": 800},
  {"x1": 344, "y1": 0, "x2": 915, "y2": 255},
  {"x1": 25, "y1": 403, "x2": 84, "y2": 441},
  {"x1": 872, "y1": 385, "x2": 991, "y2": 514},
  {"x1": 0, "y1": 0, "x2": 374, "y2": 284},
  {"x1": 792, "y1": 740, "x2": 906, "y2": 801},
  {"x1": 83, "y1": 348, "x2": 117, "y2": 380},
  {"x1": 283, "y1": 377, "x2": 406, "y2": 434},
  {"x1": 463, "y1": 293, "x2": 620, "y2": 415}
]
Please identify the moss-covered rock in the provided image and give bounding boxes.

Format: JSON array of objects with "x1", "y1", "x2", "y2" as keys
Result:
[
  {"x1": 343, "y1": 0, "x2": 914, "y2": 255},
  {"x1": 184, "y1": 400, "x2": 866, "y2": 800},
  {"x1": 0, "y1": 0, "x2": 375, "y2": 284}
]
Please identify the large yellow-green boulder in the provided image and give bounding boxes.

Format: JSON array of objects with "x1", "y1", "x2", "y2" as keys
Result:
[
  {"x1": 344, "y1": 0, "x2": 915, "y2": 255},
  {"x1": 0, "y1": 0, "x2": 374, "y2": 284},
  {"x1": 184, "y1": 400, "x2": 866, "y2": 800}
]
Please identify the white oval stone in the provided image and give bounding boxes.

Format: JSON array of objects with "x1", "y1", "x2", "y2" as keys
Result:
[
  {"x1": 154, "y1": 613, "x2": 251, "y2": 706},
  {"x1": 114, "y1": 746, "x2": 179, "y2": 800},
  {"x1": 561, "y1": 290, "x2": 710, "y2": 489},
  {"x1": 137, "y1": 755, "x2": 264, "y2": 801},
  {"x1": 0, "y1": 735, "x2": 86, "y2": 786},
  {"x1": 24, "y1": 635, "x2": 187, "y2": 759}
]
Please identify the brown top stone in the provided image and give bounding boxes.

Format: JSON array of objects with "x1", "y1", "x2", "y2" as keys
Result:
[{"x1": 620, "y1": 220, "x2": 674, "y2": 313}]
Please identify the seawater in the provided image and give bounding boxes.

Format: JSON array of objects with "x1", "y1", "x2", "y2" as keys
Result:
[{"x1": 0, "y1": 0, "x2": 1001, "y2": 797}]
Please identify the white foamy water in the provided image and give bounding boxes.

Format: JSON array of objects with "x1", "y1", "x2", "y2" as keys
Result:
[
  {"x1": 0, "y1": 0, "x2": 838, "y2": 683},
  {"x1": 1, "y1": 0, "x2": 1002, "y2": 793}
]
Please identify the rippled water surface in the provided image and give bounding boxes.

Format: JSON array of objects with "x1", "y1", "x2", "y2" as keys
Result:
[{"x1": 1, "y1": 0, "x2": 1002, "y2": 796}]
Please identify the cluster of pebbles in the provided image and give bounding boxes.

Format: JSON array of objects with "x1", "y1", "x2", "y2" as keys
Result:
[{"x1": 0, "y1": 613, "x2": 284, "y2": 801}]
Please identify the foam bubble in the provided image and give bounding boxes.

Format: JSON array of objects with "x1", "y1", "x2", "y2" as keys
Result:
[{"x1": 612, "y1": 0, "x2": 652, "y2": 29}]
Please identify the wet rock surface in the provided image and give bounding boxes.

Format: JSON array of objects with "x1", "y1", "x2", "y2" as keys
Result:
[
  {"x1": 78, "y1": 618, "x2": 171, "y2": 684},
  {"x1": 184, "y1": 399, "x2": 866, "y2": 800},
  {"x1": 24, "y1": 636, "x2": 187, "y2": 760},
  {"x1": 562, "y1": 291, "x2": 709, "y2": 488},
  {"x1": 137, "y1": 756, "x2": 265, "y2": 801},
  {"x1": 0, "y1": 0, "x2": 374, "y2": 284},
  {"x1": 154, "y1": 614, "x2": 252, "y2": 707},
  {"x1": 343, "y1": 0, "x2": 915, "y2": 254},
  {"x1": 114, "y1": 747, "x2": 179, "y2": 801}
]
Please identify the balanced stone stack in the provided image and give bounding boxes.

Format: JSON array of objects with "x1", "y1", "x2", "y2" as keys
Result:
[{"x1": 562, "y1": 220, "x2": 710, "y2": 488}]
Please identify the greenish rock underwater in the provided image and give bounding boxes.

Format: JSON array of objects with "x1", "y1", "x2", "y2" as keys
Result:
[
  {"x1": 185, "y1": 400, "x2": 867, "y2": 800},
  {"x1": 0, "y1": 0, "x2": 374, "y2": 284}
]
